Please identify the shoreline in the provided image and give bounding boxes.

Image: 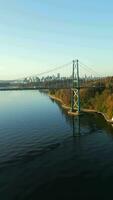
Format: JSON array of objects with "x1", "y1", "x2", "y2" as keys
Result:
[
  {"x1": 49, "y1": 94, "x2": 113, "y2": 124},
  {"x1": 49, "y1": 94, "x2": 70, "y2": 110}
]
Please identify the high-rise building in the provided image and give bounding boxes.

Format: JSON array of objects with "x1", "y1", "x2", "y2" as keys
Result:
[{"x1": 57, "y1": 73, "x2": 60, "y2": 80}]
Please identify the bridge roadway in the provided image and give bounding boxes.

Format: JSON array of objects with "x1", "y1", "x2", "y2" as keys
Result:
[
  {"x1": 0, "y1": 77, "x2": 104, "y2": 91},
  {"x1": 0, "y1": 85, "x2": 105, "y2": 91}
]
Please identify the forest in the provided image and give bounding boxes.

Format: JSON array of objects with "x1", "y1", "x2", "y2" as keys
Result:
[{"x1": 50, "y1": 77, "x2": 113, "y2": 120}]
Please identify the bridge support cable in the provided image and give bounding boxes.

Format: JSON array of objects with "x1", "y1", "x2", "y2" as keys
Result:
[{"x1": 71, "y1": 60, "x2": 80, "y2": 113}]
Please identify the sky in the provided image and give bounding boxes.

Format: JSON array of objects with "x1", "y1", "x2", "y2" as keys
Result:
[{"x1": 0, "y1": 0, "x2": 113, "y2": 79}]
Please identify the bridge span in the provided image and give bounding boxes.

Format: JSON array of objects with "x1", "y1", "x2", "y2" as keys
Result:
[{"x1": 0, "y1": 59, "x2": 112, "y2": 113}]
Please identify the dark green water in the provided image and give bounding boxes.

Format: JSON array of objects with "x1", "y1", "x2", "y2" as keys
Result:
[{"x1": 0, "y1": 91, "x2": 113, "y2": 200}]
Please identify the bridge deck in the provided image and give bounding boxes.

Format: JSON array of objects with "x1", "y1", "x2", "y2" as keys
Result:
[{"x1": 0, "y1": 86, "x2": 105, "y2": 91}]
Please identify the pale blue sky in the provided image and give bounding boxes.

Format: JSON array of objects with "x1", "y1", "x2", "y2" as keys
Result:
[{"x1": 0, "y1": 0, "x2": 113, "y2": 79}]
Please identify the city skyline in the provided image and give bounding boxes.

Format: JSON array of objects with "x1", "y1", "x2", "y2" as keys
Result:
[{"x1": 0, "y1": 0, "x2": 113, "y2": 79}]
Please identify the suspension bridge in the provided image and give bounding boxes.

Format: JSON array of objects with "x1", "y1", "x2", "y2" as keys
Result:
[{"x1": 1, "y1": 59, "x2": 112, "y2": 114}]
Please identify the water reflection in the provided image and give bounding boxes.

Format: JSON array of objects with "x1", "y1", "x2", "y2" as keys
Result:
[
  {"x1": 72, "y1": 115, "x2": 80, "y2": 136},
  {"x1": 49, "y1": 97, "x2": 113, "y2": 137},
  {"x1": 0, "y1": 91, "x2": 113, "y2": 200}
]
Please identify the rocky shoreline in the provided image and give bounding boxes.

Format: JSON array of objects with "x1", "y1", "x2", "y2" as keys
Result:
[{"x1": 49, "y1": 94, "x2": 113, "y2": 124}]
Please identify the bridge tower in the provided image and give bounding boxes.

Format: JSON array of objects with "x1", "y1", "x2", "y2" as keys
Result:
[{"x1": 71, "y1": 60, "x2": 80, "y2": 113}]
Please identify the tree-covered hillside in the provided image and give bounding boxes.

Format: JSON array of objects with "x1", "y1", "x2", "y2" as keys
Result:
[{"x1": 50, "y1": 77, "x2": 113, "y2": 119}]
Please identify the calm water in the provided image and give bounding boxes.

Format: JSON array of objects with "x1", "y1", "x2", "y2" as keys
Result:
[{"x1": 0, "y1": 91, "x2": 113, "y2": 200}]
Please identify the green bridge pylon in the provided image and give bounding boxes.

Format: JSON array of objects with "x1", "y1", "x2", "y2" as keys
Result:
[{"x1": 71, "y1": 59, "x2": 80, "y2": 113}]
